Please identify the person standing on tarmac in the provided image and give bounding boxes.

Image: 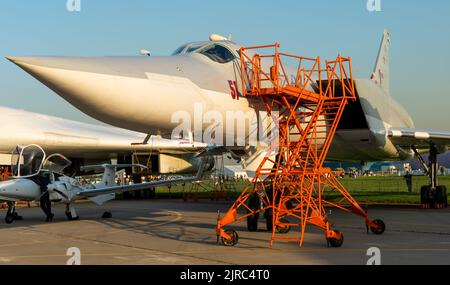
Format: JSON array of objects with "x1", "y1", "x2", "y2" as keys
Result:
[
  {"x1": 403, "y1": 172, "x2": 413, "y2": 193},
  {"x1": 37, "y1": 173, "x2": 54, "y2": 222}
]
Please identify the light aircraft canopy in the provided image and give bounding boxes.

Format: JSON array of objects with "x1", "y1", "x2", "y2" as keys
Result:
[
  {"x1": 43, "y1": 153, "x2": 72, "y2": 174},
  {"x1": 11, "y1": 144, "x2": 72, "y2": 178},
  {"x1": 11, "y1": 144, "x2": 46, "y2": 178}
]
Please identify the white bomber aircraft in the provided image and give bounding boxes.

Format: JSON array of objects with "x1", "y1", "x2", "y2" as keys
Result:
[
  {"x1": 0, "y1": 106, "x2": 209, "y2": 174},
  {"x1": 7, "y1": 30, "x2": 450, "y2": 208},
  {"x1": 0, "y1": 144, "x2": 206, "y2": 224}
]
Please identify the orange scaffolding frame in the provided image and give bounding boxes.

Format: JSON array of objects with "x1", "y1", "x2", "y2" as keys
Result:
[{"x1": 216, "y1": 44, "x2": 385, "y2": 248}]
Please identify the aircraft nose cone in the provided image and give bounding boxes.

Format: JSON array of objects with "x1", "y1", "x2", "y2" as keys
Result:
[
  {"x1": 6, "y1": 56, "x2": 45, "y2": 73},
  {"x1": 5, "y1": 56, "x2": 19, "y2": 63},
  {"x1": 6, "y1": 55, "x2": 95, "y2": 105},
  {"x1": 6, "y1": 55, "x2": 137, "y2": 126},
  {"x1": 6, "y1": 55, "x2": 109, "y2": 75},
  {"x1": 6, "y1": 56, "x2": 79, "y2": 83},
  {"x1": 7, "y1": 55, "x2": 208, "y2": 134},
  {"x1": 6, "y1": 56, "x2": 64, "y2": 70}
]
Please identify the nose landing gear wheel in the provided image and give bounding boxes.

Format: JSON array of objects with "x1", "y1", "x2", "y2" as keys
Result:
[
  {"x1": 327, "y1": 230, "x2": 344, "y2": 248},
  {"x1": 370, "y1": 219, "x2": 386, "y2": 235},
  {"x1": 5, "y1": 202, "x2": 21, "y2": 224},
  {"x1": 5, "y1": 214, "x2": 14, "y2": 224},
  {"x1": 221, "y1": 229, "x2": 239, "y2": 246},
  {"x1": 5, "y1": 212, "x2": 23, "y2": 224}
]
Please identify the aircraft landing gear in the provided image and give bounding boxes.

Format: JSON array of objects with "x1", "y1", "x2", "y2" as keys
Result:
[
  {"x1": 5, "y1": 202, "x2": 23, "y2": 224},
  {"x1": 102, "y1": 211, "x2": 112, "y2": 219},
  {"x1": 65, "y1": 204, "x2": 79, "y2": 221},
  {"x1": 415, "y1": 146, "x2": 448, "y2": 209}
]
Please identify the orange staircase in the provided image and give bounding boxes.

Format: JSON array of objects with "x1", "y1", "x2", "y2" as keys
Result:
[{"x1": 216, "y1": 44, "x2": 385, "y2": 248}]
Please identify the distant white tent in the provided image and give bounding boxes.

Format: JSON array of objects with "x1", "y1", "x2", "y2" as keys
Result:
[{"x1": 224, "y1": 165, "x2": 248, "y2": 179}]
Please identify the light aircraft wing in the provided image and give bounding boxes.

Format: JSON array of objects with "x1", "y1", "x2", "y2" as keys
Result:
[
  {"x1": 388, "y1": 128, "x2": 450, "y2": 149},
  {"x1": 77, "y1": 159, "x2": 206, "y2": 198}
]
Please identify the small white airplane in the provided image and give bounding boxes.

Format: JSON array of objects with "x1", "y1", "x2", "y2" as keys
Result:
[{"x1": 0, "y1": 144, "x2": 207, "y2": 224}]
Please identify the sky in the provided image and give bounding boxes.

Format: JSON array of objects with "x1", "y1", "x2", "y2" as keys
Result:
[{"x1": 0, "y1": 0, "x2": 449, "y2": 130}]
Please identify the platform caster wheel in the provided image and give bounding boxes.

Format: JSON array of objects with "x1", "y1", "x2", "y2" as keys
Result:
[
  {"x1": 276, "y1": 220, "x2": 291, "y2": 234},
  {"x1": 327, "y1": 231, "x2": 344, "y2": 248},
  {"x1": 221, "y1": 229, "x2": 239, "y2": 247},
  {"x1": 102, "y1": 211, "x2": 112, "y2": 219},
  {"x1": 5, "y1": 214, "x2": 14, "y2": 224},
  {"x1": 370, "y1": 219, "x2": 386, "y2": 235}
]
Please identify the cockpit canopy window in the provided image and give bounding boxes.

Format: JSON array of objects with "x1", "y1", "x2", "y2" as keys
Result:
[
  {"x1": 185, "y1": 43, "x2": 205, "y2": 53},
  {"x1": 172, "y1": 43, "x2": 205, "y2": 55},
  {"x1": 200, "y1": 44, "x2": 236, "y2": 63},
  {"x1": 43, "y1": 154, "x2": 72, "y2": 174},
  {"x1": 11, "y1": 144, "x2": 46, "y2": 178},
  {"x1": 172, "y1": 44, "x2": 188, "y2": 55}
]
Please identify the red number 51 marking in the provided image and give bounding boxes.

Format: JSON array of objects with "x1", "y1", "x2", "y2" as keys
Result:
[{"x1": 228, "y1": 80, "x2": 239, "y2": 100}]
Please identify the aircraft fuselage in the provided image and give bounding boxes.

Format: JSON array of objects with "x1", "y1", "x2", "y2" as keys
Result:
[{"x1": 7, "y1": 40, "x2": 415, "y2": 162}]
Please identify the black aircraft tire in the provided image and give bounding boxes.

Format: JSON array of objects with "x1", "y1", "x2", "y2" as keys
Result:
[
  {"x1": 435, "y1": 186, "x2": 448, "y2": 208},
  {"x1": 247, "y1": 215, "x2": 258, "y2": 232},
  {"x1": 265, "y1": 208, "x2": 273, "y2": 232},
  {"x1": 247, "y1": 194, "x2": 260, "y2": 232},
  {"x1": 421, "y1": 186, "x2": 432, "y2": 208},
  {"x1": 12, "y1": 212, "x2": 23, "y2": 221},
  {"x1": 5, "y1": 214, "x2": 14, "y2": 224}
]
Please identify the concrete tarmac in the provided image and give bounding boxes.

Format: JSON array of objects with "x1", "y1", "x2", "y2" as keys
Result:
[{"x1": 0, "y1": 200, "x2": 449, "y2": 265}]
